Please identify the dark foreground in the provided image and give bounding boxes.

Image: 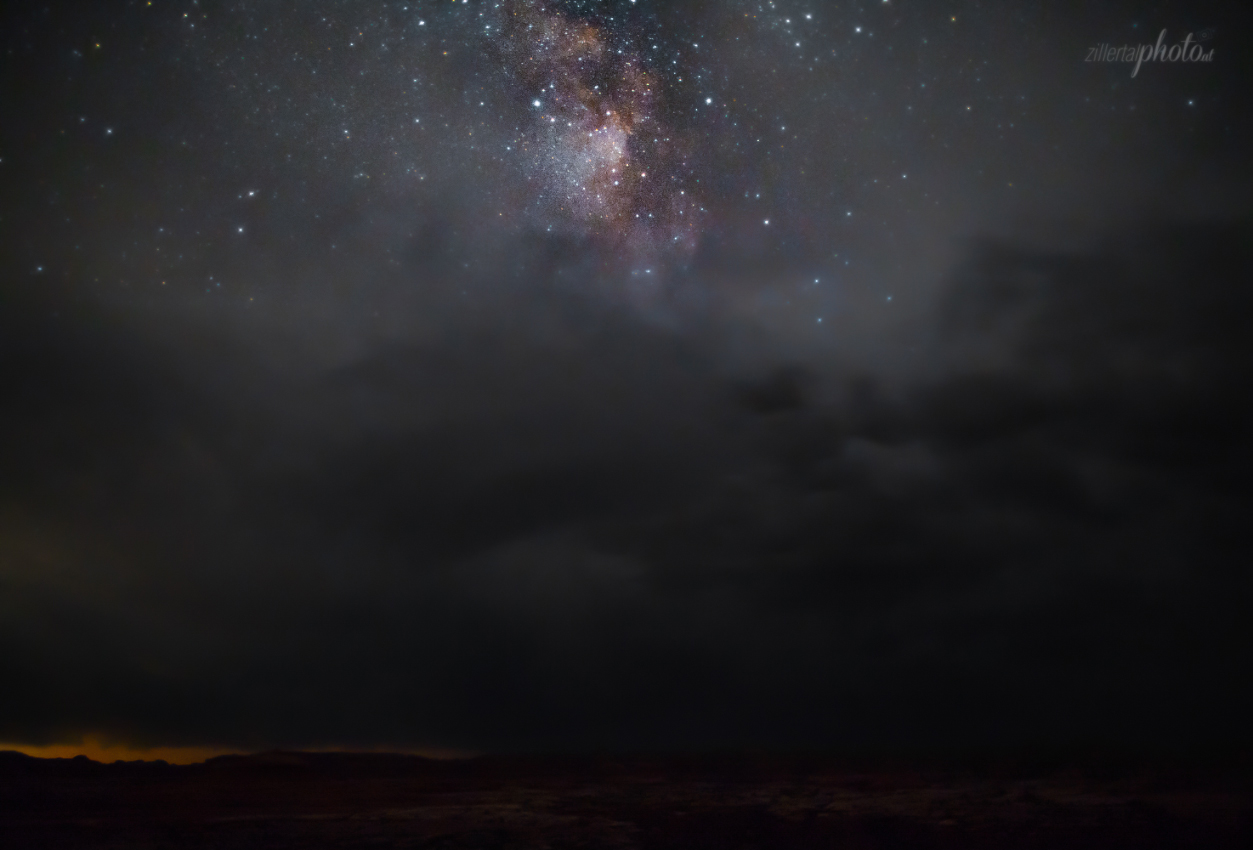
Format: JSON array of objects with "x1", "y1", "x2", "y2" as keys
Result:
[{"x1": 2, "y1": 750, "x2": 1250, "y2": 849}]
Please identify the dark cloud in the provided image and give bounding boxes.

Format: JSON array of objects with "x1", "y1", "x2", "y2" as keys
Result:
[{"x1": 2, "y1": 218, "x2": 1250, "y2": 753}]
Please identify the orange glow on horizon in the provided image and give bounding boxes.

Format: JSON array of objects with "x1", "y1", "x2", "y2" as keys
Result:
[
  {"x1": 0, "y1": 737, "x2": 476, "y2": 765},
  {"x1": 0, "y1": 737, "x2": 242, "y2": 765}
]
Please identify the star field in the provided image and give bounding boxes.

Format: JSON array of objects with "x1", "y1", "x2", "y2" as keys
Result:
[{"x1": 8, "y1": 0, "x2": 1240, "y2": 327}]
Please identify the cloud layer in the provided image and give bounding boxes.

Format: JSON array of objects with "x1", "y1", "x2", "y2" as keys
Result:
[{"x1": 2, "y1": 218, "x2": 1251, "y2": 754}]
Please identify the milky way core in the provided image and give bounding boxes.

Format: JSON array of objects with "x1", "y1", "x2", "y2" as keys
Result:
[{"x1": 490, "y1": 0, "x2": 704, "y2": 264}]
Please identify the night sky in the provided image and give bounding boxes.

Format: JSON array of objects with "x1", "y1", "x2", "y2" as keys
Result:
[{"x1": 2, "y1": 0, "x2": 1251, "y2": 758}]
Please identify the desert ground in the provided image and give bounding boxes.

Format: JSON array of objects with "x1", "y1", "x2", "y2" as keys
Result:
[{"x1": 2, "y1": 750, "x2": 1250, "y2": 848}]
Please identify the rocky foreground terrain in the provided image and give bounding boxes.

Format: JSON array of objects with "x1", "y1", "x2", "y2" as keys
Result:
[{"x1": 1, "y1": 750, "x2": 1250, "y2": 848}]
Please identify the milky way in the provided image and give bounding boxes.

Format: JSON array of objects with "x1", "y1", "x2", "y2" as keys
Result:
[{"x1": 489, "y1": 0, "x2": 703, "y2": 266}]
